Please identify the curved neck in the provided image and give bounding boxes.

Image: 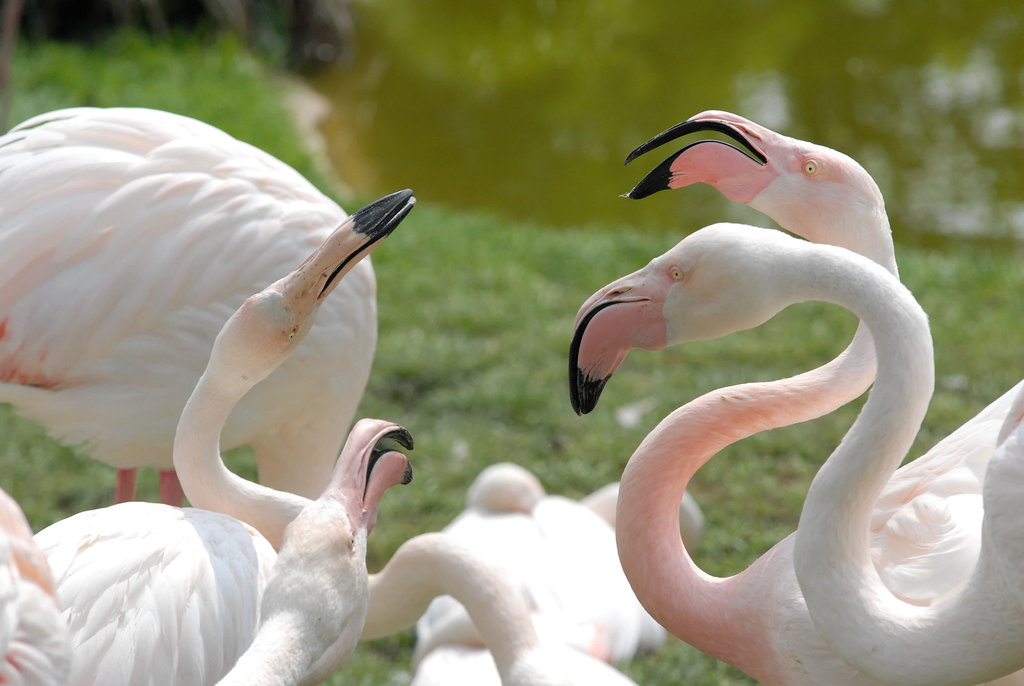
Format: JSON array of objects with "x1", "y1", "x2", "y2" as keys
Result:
[
  {"x1": 616, "y1": 333, "x2": 871, "y2": 681},
  {"x1": 361, "y1": 532, "x2": 538, "y2": 678},
  {"x1": 753, "y1": 173, "x2": 898, "y2": 277},
  {"x1": 793, "y1": 286, "x2": 1024, "y2": 681},
  {"x1": 173, "y1": 371, "x2": 308, "y2": 549}
]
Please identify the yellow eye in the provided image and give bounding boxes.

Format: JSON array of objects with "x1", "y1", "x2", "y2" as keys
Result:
[
  {"x1": 804, "y1": 159, "x2": 820, "y2": 176},
  {"x1": 670, "y1": 266, "x2": 684, "y2": 281}
]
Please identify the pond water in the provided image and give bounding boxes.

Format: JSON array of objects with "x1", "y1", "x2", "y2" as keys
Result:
[{"x1": 309, "y1": 0, "x2": 1024, "y2": 244}]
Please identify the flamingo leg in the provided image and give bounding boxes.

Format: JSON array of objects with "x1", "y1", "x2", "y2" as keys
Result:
[
  {"x1": 114, "y1": 468, "x2": 137, "y2": 503},
  {"x1": 159, "y1": 470, "x2": 184, "y2": 507}
]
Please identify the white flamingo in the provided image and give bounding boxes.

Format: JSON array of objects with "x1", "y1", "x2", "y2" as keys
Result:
[
  {"x1": 0, "y1": 486, "x2": 69, "y2": 685},
  {"x1": 415, "y1": 462, "x2": 663, "y2": 669},
  {"x1": 216, "y1": 437, "x2": 413, "y2": 686},
  {"x1": 623, "y1": 109, "x2": 1024, "y2": 604},
  {"x1": 361, "y1": 531, "x2": 638, "y2": 686},
  {"x1": 34, "y1": 191, "x2": 416, "y2": 686},
  {"x1": 0, "y1": 106, "x2": 381, "y2": 504},
  {"x1": 570, "y1": 223, "x2": 1023, "y2": 685}
]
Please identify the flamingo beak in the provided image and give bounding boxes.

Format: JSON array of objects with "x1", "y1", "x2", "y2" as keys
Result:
[
  {"x1": 365, "y1": 426, "x2": 415, "y2": 497},
  {"x1": 319, "y1": 189, "x2": 416, "y2": 299},
  {"x1": 325, "y1": 419, "x2": 414, "y2": 535},
  {"x1": 569, "y1": 273, "x2": 667, "y2": 415},
  {"x1": 623, "y1": 116, "x2": 767, "y2": 199}
]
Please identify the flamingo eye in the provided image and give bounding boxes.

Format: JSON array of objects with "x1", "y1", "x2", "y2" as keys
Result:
[
  {"x1": 670, "y1": 266, "x2": 684, "y2": 281},
  {"x1": 804, "y1": 159, "x2": 820, "y2": 176}
]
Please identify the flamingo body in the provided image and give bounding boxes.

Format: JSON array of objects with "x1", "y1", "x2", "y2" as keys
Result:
[
  {"x1": 25, "y1": 192, "x2": 415, "y2": 686},
  {"x1": 36, "y1": 505, "x2": 274, "y2": 685},
  {"x1": 416, "y1": 463, "x2": 660, "y2": 667},
  {"x1": 0, "y1": 487, "x2": 70, "y2": 685},
  {"x1": 362, "y1": 532, "x2": 638, "y2": 686},
  {"x1": 0, "y1": 107, "x2": 376, "y2": 498}
]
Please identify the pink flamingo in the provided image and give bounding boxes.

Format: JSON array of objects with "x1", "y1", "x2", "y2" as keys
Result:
[
  {"x1": 35, "y1": 192, "x2": 415, "y2": 686},
  {"x1": 570, "y1": 223, "x2": 1024, "y2": 685},
  {"x1": 0, "y1": 486, "x2": 69, "y2": 685},
  {"x1": 623, "y1": 109, "x2": 1024, "y2": 603},
  {"x1": 0, "y1": 107, "x2": 383, "y2": 505}
]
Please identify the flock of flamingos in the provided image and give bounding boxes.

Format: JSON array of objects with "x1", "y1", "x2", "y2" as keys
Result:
[{"x1": 0, "y1": 105, "x2": 1022, "y2": 686}]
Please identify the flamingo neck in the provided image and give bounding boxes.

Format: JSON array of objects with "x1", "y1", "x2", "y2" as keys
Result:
[
  {"x1": 616, "y1": 340, "x2": 868, "y2": 679},
  {"x1": 752, "y1": 173, "x2": 897, "y2": 276},
  {"x1": 792, "y1": 257, "x2": 1024, "y2": 684},
  {"x1": 215, "y1": 613, "x2": 313, "y2": 686},
  {"x1": 361, "y1": 532, "x2": 539, "y2": 678},
  {"x1": 173, "y1": 370, "x2": 308, "y2": 549},
  {"x1": 217, "y1": 500, "x2": 370, "y2": 686}
]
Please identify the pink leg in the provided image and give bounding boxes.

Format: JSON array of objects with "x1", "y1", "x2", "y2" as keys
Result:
[
  {"x1": 159, "y1": 469, "x2": 185, "y2": 507},
  {"x1": 115, "y1": 468, "x2": 137, "y2": 503}
]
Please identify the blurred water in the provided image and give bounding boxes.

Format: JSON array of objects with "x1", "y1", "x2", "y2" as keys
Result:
[{"x1": 310, "y1": 0, "x2": 1024, "y2": 244}]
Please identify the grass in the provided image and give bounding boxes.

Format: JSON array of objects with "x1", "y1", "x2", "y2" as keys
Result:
[{"x1": 3, "y1": 33, "x2": 1024, "y2": 686}]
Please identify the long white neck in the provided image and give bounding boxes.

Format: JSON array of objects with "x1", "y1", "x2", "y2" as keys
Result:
[
  {"x1": 174, "y1": 369, "x2": 308, "y2": 549},
  {"x1": 361, "y1": 532, "x2": 539, "y2": 678},
  {"x1": 793, "y1": 272, "x2": 1024, "y2": 681},
  {"x1": 216, "y1": 613, "x2": 315, "y2": 686},
  {"x1": 217, "y1": 499, "x2": 369, "y2": 686}
]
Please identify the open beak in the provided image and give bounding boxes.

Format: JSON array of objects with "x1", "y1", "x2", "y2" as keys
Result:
[
  {"x1": 623, "y1": 114, "x2": 767, "y2": 199},
  {"x1": 326, "y1": 419, "x2": 414, "y2": 534}
]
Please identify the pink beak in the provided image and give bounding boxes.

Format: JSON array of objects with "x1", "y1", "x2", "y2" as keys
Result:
[
  {"x1": 569, "y1": 269, "x2": 669, "y2": 415},
  {"x1": 324, "y1": 418, "x2": 414, "y2": 535},
  {"x1": 623, "y1": 111, "x2": 769, "y2": 200}
]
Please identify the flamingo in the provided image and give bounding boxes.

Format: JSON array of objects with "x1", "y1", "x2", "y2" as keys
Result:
[
  {"x1": 216, "y1": 437, "x2": 413, "y2": 686},
  {"x1": 623, "y1": 109, "x2": 1024, "y2": 605},
  {"x1": 416, "y1": 462, "x2": 663, "y2": 667},
  {"x1": 360, "y1": 531, "x2": 638, "y2": 686},
  {"x1": 569, "y1": 223, "x2": 1023, "y2": 685},
  {"x1": 0, "y1": 486, "x2": 69, "y2": 685},
  {"x1": 34, "y1": 191, "x2": 416, "y2": 686},
  {"x1": 0, "y1": 106, "x2": 381, "y2": 505}
]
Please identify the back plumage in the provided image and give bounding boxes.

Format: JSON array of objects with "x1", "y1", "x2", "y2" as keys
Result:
[{"x1": 0, "y1": 107, "x2": 376, "y2": 499}]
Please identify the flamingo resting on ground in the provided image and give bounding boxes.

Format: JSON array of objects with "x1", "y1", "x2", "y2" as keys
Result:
[
  {"x1": 570, "y1": 223, "x2": 1024, "y2": 685},
  {"x1": 34, "y1": 191, "x2": 416, "y2": 686},
  {"x1": 415, "y1": 462, "x2": 664, "y2": 670},
  {"x1": 360, "y1": 531, "x2": 638, "y2": 686},
  {"x1": 623, "y1": 109, "x2": 1024, "y2": 609},
  {"x1": 0, "y1": 486, "x2": 69, "y2": 685},
  {"x1": 0, "y1": 106, "x2": 381, "y2": 505}
]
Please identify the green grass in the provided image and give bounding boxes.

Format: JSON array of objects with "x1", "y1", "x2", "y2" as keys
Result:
[{"x1": 3, "y1": 34, "x2": 1024, "y2": 686}]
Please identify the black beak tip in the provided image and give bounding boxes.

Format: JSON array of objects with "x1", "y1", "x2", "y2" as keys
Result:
[
  {"x1": 385, "y1": 425, "x2": 414, "y2": 451},
  {"x1": 351, "y1": 189, "x2": 416, "y2": 239},
  {"x1": 570, "y1": 370, "x2": 609, "y2": 416},
  {"x1": 401, "y1": 462, "x2": 413, "y2": 485},
  {"x1": 626, "y1": 153, "x2": 676, "y2": 200}
]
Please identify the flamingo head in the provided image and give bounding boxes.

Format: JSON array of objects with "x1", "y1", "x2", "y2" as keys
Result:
[
  {"x1": 569, "y1": 223, "x2": 797, "y2": 414},
  {"x1": 625, "y1": 111, "x2": 892, "y2": 265},
  {"x1": 206, "y1": 190, "x2": 415, "y2": 393},
  {"x1": 466, "y1": 462, "x2": 546, "y2": 514},
  {"x1": 323, "y1": 418, "x2": 414, "y2": 535},
  {"x1": 256, "y1": 419, "x2": 412, "y2": 684}
]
